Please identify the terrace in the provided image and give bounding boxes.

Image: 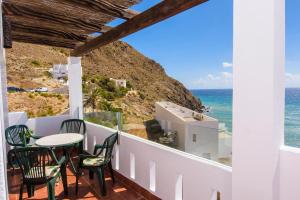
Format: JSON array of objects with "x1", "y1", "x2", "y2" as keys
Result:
[{"x1": 0, "y1": 0, "x2": 298, "y2": 200}]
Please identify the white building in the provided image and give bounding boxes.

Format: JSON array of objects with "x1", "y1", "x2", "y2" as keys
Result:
[
  {"x1": 155, "y1": 101, "x2": 232, "y2": 161},
  {"x1": 49, "y1": 64, "x2": 68, "y2": 79},
  {"x1": 110, "y1": 78, "x2": 127, "y2": 88}
]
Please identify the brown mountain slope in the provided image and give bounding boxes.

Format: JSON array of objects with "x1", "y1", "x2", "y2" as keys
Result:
[{"x1": 6, "y1": 41, "x2": 202, "y2": 120}]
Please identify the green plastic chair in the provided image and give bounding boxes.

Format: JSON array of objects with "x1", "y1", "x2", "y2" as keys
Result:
[
  {"x1": 75, "y1": 132, "x2": 118, "y2": 196},
  {"x1": 60, "y1": 119, "x2": 86, "y2": 153},
  {"x1": 60, "y1": 119, "x2": 86, "y2": 173},
  {"x1": 5, "y1": 125, "x2": 41, "y2": 174},
  {"x1": 5, "y1": 125, "x2": 40, "y2": 147},
  {"x1": 13, "y1": 147, "x2": 68, "y2": 200}
]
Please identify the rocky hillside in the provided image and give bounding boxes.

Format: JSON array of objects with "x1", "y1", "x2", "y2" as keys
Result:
[{"x1": 6, "y1": 41, "x2": 202, "y2": 121}]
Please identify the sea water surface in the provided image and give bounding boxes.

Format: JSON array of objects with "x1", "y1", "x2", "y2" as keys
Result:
[{"x1": 191, "y1": 88, "x2": 300, "y2": 148}]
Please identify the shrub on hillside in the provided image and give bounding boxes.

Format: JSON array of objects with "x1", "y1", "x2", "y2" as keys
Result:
[
  {"x1": 31, "y1": 60, "x2": 41, "y2": 67},
  {"x1": 43, "y1": 71, "x2": 53, "y2": 78}
]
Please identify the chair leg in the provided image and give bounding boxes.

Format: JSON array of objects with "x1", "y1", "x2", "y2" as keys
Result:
[
  {"x1": 61, "y1": 165, "x2": 68, "y2": 196},
  {"x1": 75, "y1": 169, "x2": 81, "y2": 195},
  {"x1": 19, "y1": 183, "x2": 23, "y2": 200},
  {"x1": 26, "y1": 184, "x2": 34, "y2": 198},
  {"x1": 47, "y1": 179, "x2": 56, "y2": 200},
  {"x1": 79, "y1": 141, "x2": 83, "y2": 155},
  {"x1": 68, "y1": 151, "x2": 77, "y2": 174},
  {"x1": 108, "y1": 161, "x2": 115, "y2": 184},
  {"x1": 7, "y1": 152, "x2": 15, "y2": 176},
  {"x1": 89, "y1": 170, "x2": 94, "y2": 179},
  {"x1": 96, "y1": 167, "x2": 106, "y2": 196}
]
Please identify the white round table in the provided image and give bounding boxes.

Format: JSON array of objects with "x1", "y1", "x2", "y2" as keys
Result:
[
  {"x1": 35, "y1": 133, "x2": 84, "y2": 147},
  {"x1": 35, "y1": 133, "x2": 84, "y2": 174}
]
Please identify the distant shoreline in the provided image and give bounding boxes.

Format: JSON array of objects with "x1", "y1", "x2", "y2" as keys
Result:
[{"x1": 191, "y1": 88, "x2": 300, "y2": 148}]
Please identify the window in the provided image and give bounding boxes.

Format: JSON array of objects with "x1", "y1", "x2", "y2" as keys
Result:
[{"x1": 193, "y1": 134, "x2": 197, "y2": 142}]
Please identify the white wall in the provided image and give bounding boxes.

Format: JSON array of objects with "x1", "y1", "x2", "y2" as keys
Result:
[
  {"x1": 218, "y1": 133, "x2": 232, "y2": 159},
  {"x1": 11, "y1": 115, "x2": 300, "y2": 200},
  {"x1": 86, "y1": 122, "x2": 232, "y2": 200},
  {"x1": 155, "y1": 102, "x2": 220, "y2": 159},
  {"x1": 8, "y1": 112, "x2": 28, "y2": 126},
  {"x1": 232, "y1": 0, "x2": 285, "y2": 199},
  {"x1": 155, "y1": 107, "x2": 187, "y2": 151},
  {"x1": 279, "y1": 146, "x2": 300, "y2": 199},
  {"x1": 186, "y1": 124, "x2": 218, "y2": 160},
  {"x1": 26, "y1": 115, "x2": 70, "y2": 137}
]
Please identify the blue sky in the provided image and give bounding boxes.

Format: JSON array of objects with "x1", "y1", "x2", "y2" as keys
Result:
[
  {"x1": 286, "y1": 0, "x2": 300, "y2": 88},
  {"x1": 109, "y1": 0, "x2": 299, "y2": 89}
]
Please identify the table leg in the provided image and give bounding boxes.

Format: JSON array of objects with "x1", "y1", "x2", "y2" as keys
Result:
[{"x1": 63, "y1": 147, "x2": 77, "y2": 174}]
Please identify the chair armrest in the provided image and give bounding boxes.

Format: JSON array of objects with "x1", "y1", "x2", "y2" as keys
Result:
[
  {"x1": 94, "y1": 144, "x2": 104, "y2": 149},
  {"x1": 78, "y1": 154, "x2": 97, "y2": 159},
  {"x1": 30, "y1": 134, "x2": 42, "y2": 139},
  {"x1": 93, "y1": 144, "x2": 104, "y2": 155}
]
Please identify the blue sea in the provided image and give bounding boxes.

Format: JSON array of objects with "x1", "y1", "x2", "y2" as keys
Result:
[{"x1": 191, "y1": 88, "x2": 300, "y2": 148}]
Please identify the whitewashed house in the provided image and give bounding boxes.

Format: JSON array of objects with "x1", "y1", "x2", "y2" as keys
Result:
[
  {"x1": 49, "y1": 64, "x2": 68, "y2": 79},
  {"x1": 110, "y1": 78, "x2": 127, "y2": 88},
  {"x1": 155, "y1": 101, "x2": 232, "y2": 161}
]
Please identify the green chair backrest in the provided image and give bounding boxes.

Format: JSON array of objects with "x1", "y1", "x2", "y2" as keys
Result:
[
  {"x1": 14, "y1": 147, "x2": 56, "y2": 182},
  {"x1": 60, "y1": 119, "x2": 86, "y2": 135},
  {"x1": 96, "y1": 132, "x2": 118, "y2": 165},
  {"x1": 5, "y1": 125, "x2": 29, "y2": 147}
]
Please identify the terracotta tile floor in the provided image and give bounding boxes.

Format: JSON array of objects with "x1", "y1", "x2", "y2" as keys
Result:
[{"x1": 8, "y1": 167, "x2": 148, "y2": 200}]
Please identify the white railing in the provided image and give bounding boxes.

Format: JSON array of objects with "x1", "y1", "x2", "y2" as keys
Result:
[
  {"x1": 11, "y1": 114, "x2": 300, "y2": 200},
  {"x1": 8, "y1": 112, "x2": 70, "y2": 137},
  {"x1": 85, "y1": 122, "x2": 232, "y2": 200},
  {"x1": 7, "y1": 112, "x2": 233, "y2": 199},
  {"x1": 26, "y1": 115, "x2": 70, "y2": 137},
  {"x1": 280, "y1": 146, "x2": 300, "y2": 200}
]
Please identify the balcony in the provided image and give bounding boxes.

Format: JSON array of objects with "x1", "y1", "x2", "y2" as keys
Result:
[
  {"x1": 0, "y1": 0, "x2": 298, "y2": 200},
  {"x1": 8, "y1": 162, "x2": 156, "y2": 200},
  {"x1": 7, "y1": 113, "x2": 231, "y2": 200}
]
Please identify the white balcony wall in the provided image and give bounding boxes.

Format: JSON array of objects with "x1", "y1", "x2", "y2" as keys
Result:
[
  {"x1": 8, "y1": 112, "x2": 28, "y2": 126},
  {"x1": 26, "y1": 115, "x2": 70, "y2": 137},
  {"x1": 279, "y1": 146, "x2": 300, "y2": 199},
  {"x1": 7, "y1": 114, "x2": 300, "y2": 200},
  {"x1": 85, "y1": 122, "x2": 232, "y2": 200}
]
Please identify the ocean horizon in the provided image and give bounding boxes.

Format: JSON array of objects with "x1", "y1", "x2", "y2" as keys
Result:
[{"x1": 191, "y1": 88, "x2": 300, "y2": 148}]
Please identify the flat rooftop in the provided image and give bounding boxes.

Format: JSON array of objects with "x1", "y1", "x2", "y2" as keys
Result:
[{"x1": 156, "y1": 101, "x2": 217, "y2": 123}]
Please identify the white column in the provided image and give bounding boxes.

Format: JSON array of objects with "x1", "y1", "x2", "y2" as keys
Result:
[
  {"x1": 0, "y1": 0, "x2": 9, "y2": 198},
  {"x1": 232, "y1": 0, "x2": 285, "y2": 200},
  {"x1": 68, "y1": 57, "x2": 83, "y2": 119}
]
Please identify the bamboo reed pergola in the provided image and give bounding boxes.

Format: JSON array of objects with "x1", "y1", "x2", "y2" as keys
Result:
[{"x1": 2, "y1": 0, "x2": 208, "y2": 56}]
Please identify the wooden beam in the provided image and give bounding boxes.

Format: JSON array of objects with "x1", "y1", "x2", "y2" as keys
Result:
[
  {"x1": 64, "y1": 0, "x2": 140, "y2": 20},
  {"x1": 12, "y1": 32, "x2": 80, "y2": 49},
  {"x1": 72, "y1": 0, "x2": 208, "y2": 56},
  {"x1": 7, "y1": 15, "x2": 112, "y2": 35},
  {"x1": 4, "y1": 0, "x2": 113, "y2": 22},
  {"x1": 2, "y1": 14, "x2": 12, "y2": 48},
  {"x1": 11, "y1": 22, "x2": 88, "y2": 42},
  {"x1": 2, "y1": 2, "x2": 110, "y2": 33},
  {"x1": 4, "y1": 0, "x2": 139, "y2": 20}
]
